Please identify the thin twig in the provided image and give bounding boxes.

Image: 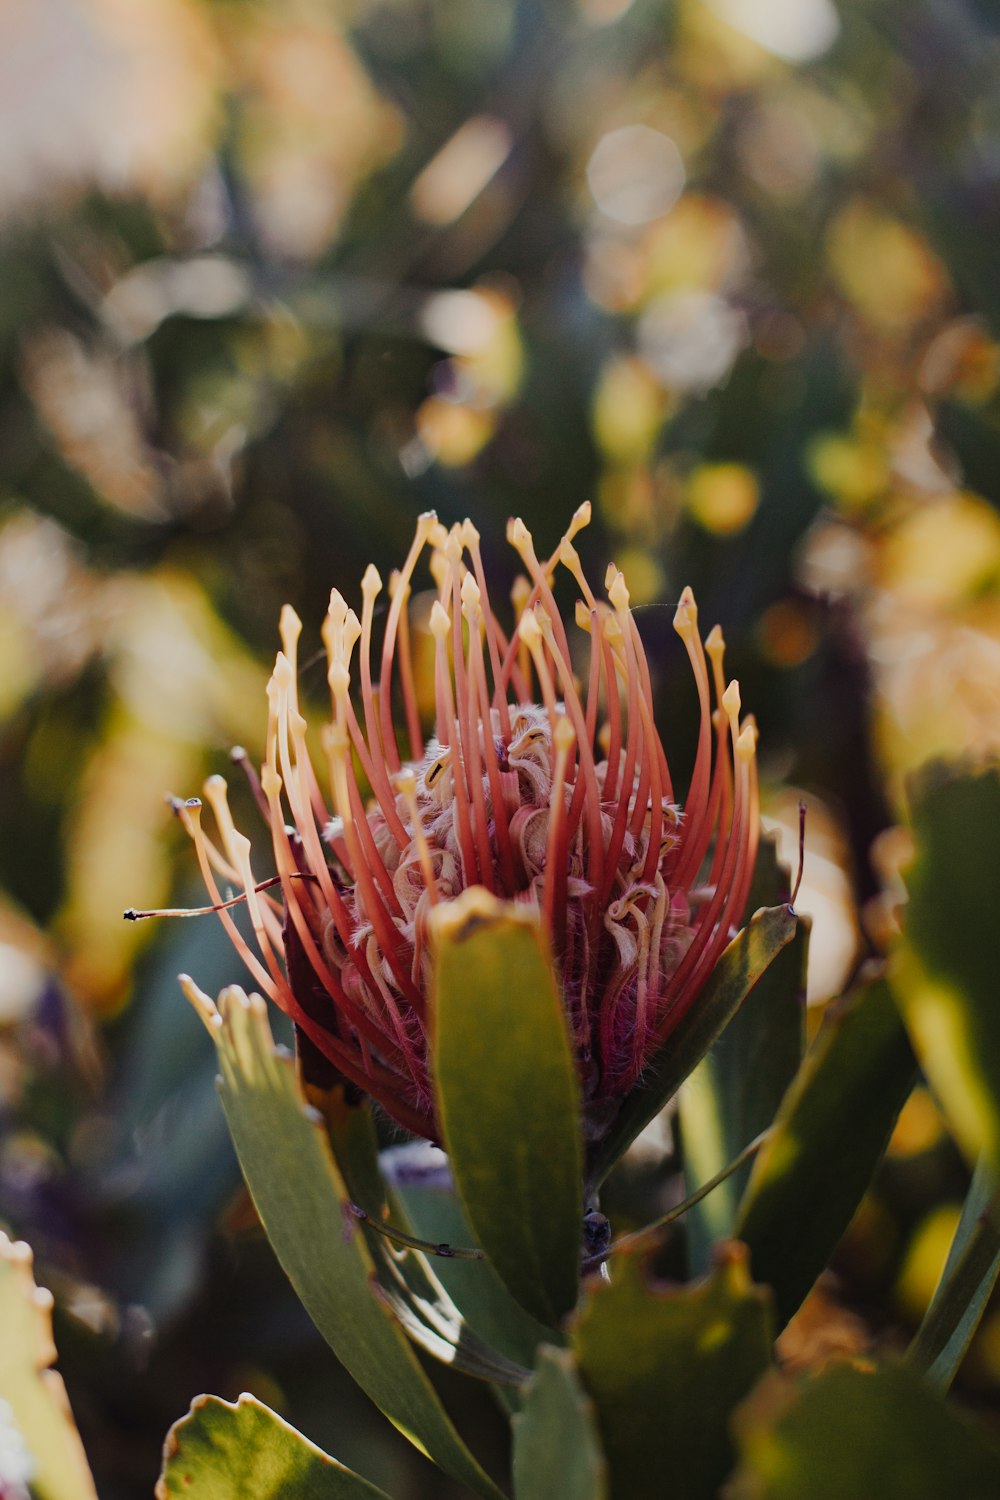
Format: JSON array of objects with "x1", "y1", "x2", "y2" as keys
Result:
[
  {"x1": 583, "y1": 1127, "x2": 773, "y2": 1271},
  {"x1": 345, "y1": 1201, "x2": 485, "y2": 1260}
]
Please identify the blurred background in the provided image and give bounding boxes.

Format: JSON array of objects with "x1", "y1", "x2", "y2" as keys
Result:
[{"x1": 2, "y1": 0, "x2": 1000, "y2": 1493}]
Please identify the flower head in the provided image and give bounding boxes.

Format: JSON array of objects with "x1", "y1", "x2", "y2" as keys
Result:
[{"x1": 176, "y1": 509, "x2": 759, "y2": 1142}]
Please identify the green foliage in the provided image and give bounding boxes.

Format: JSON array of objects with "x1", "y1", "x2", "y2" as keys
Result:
[
  {"x1": 0, "y1": 1233, "x2": 97, "y2": 1500},
  {"x1": 729, "y1": 1363, "x2": 1000, "y2": 1500},
  {"x1": 394, "y1": 1179, "x2": 556, "y2": 1373},
  {"x1": 157, "y1": 1394, "x2": 392, "y2": 1499},
  {"x1": 893, "y1": 764, "x2": 1000, "y2": 1172},
  {"x1": 512, "y1": 1347, "x2": 607, "y2": 1500},
  {"x1": 312, "y1": 1085, "x2": 532, "y2": 1387},
  {"x1": 908, "y1": 1156, "x2": 1000, "y2": 1390},
  {"x1": 185, "y1": 980, "x2": 503, "y2": 1500},
  {"x1": 431, "y1": 893, "x2": 583, "y2": 1327},
  {"x1": 735, "y1": 976, "x2": 916, "y2": 1327},
  {"x1": 680, "y1": 914, "x2": 807, "y2": 1271},
  {"x1": 572, "y1": 1244, "x2": 773, "y2": 1500}
]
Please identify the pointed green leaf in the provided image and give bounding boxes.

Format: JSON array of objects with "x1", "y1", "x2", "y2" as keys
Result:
[
  {"x1": 892, "y1": 763, "x2": 1000, "y2": 1174},
  {"x1": 431, "y1": 890, "x2": 583, "y2": 1327},
  {"x1": 572, "y1": 1243, "x2": 773, "y2": 1500},
  {"x1": 157, "y1": 1394, "x2": 392, "y2": 1499},
  {"x1": 908, "y1": 1156, "x2": 1000, "y2": 1390},
  {"x1": 729, "y1": 1363, "x2": 1000, "y2": 1500},
  {"x1": 182, "y1": 980, "x2": 504, "y2": 1500},
  {"x1": 680, "y1": 917, "x2": 807, "y2": 1271},
  {"x1": 512, "y1": 1347, "x2": 607, "y2": 1500},
  {"x1": 588, "y1": 905, "x2": 800, "y2": 1191},
  {"x1": 0, "y1": 1232, "x2": 97, "y2": 1500},
  {"x1": 735, "y1": 976, "x2": 916, "y2": 1327}
]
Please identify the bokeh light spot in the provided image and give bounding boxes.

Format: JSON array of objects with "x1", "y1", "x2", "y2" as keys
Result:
[{"x1": 586, "y1": 125, "x2": 686, "y2": 226}]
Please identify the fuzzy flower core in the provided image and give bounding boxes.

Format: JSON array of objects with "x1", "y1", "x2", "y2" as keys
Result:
[{"x1": 176, "y1": 509, "x2": 759, "y2": 1141}]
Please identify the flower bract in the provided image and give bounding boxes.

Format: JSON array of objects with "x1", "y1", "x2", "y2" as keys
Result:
[{"x1": 176, "y1": 508, "x2": 759, "y2": 1142}]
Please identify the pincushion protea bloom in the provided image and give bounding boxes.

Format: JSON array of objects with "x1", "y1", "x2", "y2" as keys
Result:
[{"x1": 173, "y1": 508, "x2": 759, "y2": 1143}]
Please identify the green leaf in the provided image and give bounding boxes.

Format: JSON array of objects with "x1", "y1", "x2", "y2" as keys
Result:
[
  {"x1": 395, "y1": 1179, "x2": 557, "y2": 1372},
  {"x1": 908, "y1": 1156, "x2": 1000, "y2": 1390},
  {"x1": 588, "y1": 905, "x2": 800, "y2": 1192},
  {"x1": 512, "y1": 1346, "x2": 607, "y2": 1500},
  {"x1": 735, "y1": 976, "x2": 916, "y2": 1327},
  {"x1": 157, "y1": 1393, "x2": 392, "y2": 1498},
  {"x1": 0, "y1": 1232, "x2": 97, "y2": 1500},
  {"x1": 680, "y1": 916, "x2": 807, "y2": 1272},
  {"x1": 892, "y1": 763, "x2": 1000, "y2": 1173},
  {"x1": 310, "y1": 1089, "x2": 531, "y2": 1386},
  {"x1": 181, "y1": 979, "x2": 504, "y2": 1500},
  {"x1": 572, "y1": 1243, "x2": 773, "y2": 1500},
  {"x1": 729, "y1": 1363, "x2": 1000, "y2": 1500},
  {"x1": 430, "y1": 889, "x2": 583, "y2": 1327}
]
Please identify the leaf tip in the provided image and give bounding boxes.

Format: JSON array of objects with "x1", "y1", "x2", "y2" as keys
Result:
[
  {"x1": 178, "y1": 973, "x2": 222, "y2": 1035},
  {"x1": 428, "y1": 883, "x2": 540, "y2": 950}
]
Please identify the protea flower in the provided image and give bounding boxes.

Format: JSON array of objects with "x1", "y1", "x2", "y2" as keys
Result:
[{"x1": 173, "y1": 508, "x2": 759, "y2": 1143}]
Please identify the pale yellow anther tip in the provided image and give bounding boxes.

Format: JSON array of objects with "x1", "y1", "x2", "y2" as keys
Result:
[
  {"x1": 705, "y1": 624, "x2": 725, "y2": 658},
  {"x1": 574, "y1": 599, "x2": 592, "y2": 632},
  {"x1": 736, "y1": 724, "x2": 757, "y2": 761},
  {"x1": 673, "y1": 611, "x2": 692, "y2": 639},
  {"x1": 722, "y1": 681, "x2": 741, "y2": 718},
  {"x1": 260, "y1": 763, "x2": 282, "y2": 800},
  {"x1": 280, "y1": 603, "x2": 302, "y2": 639},
  {"x1": 362, "y1": 563, "x2": 382, "y2": 596},
  {"x1": 571, "y1": 500, "x2": 592, "y2": 530},
  {"x1": 328, "y1": 661, "x2": 351, "y2": 696},
  {"x1": 393, "y1": 767, "x2": 417, "y2": 793},
  {"x1": 511, "y1": 574, "x2": 531, "y2": 609},
  {"x1": 460, "y1": 518, "x2": 480, "y2": 547},
  {"x1": 272, "y1": 652, "x2": 294, "y2": 688},
  {"x1": 429, "y1": 600, "x2": 451, "y2": 638},
  {"x1": 534, "y1": 605, "x2": 557, "y2": 642},
  {"x1": 230, "y1": 828, "x2": 252, "y2": 862},
  {"x1": 203, "y1": 773, "x2": 227, "y2": 795},
  {"x1": 554, "y1": 714, "x2": 576, "y2": 754},
  {"x1": 443, "y1": 524, "x2": 463, "y2": 563},
  {"x1": 517, "y1": 608, "x2": 543, "y2": 647},
  {"x1": 603, "y1": 612, "x2": 624, "y2": 644},
  {"x1": 460, "y1": 572, "x2": 482, "y2": 615},
  {"x1": 508, "y1": 516, "x2": 532, "y2": 549},
  {"x1": 608, "y1": 570, "x2": 630, "y2": 613}
]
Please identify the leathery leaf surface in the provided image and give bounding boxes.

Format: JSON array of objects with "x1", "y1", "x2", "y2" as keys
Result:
[
  {"x1": 182, "y1": 977, "x2": 503, "y2": 1500},
  {"x1": 431, "y1": 890, "x2": 583, "y2": 1328}
]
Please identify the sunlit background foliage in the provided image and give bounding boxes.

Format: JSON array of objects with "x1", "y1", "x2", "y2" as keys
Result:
[{"x1": 2, "y1": 0, "x2": 1000, "y2": 1492}]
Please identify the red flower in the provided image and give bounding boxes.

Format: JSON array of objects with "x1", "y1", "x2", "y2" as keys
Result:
[{"x1": 177, "y1": 509, "x2": 759, "y2": 1141}]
